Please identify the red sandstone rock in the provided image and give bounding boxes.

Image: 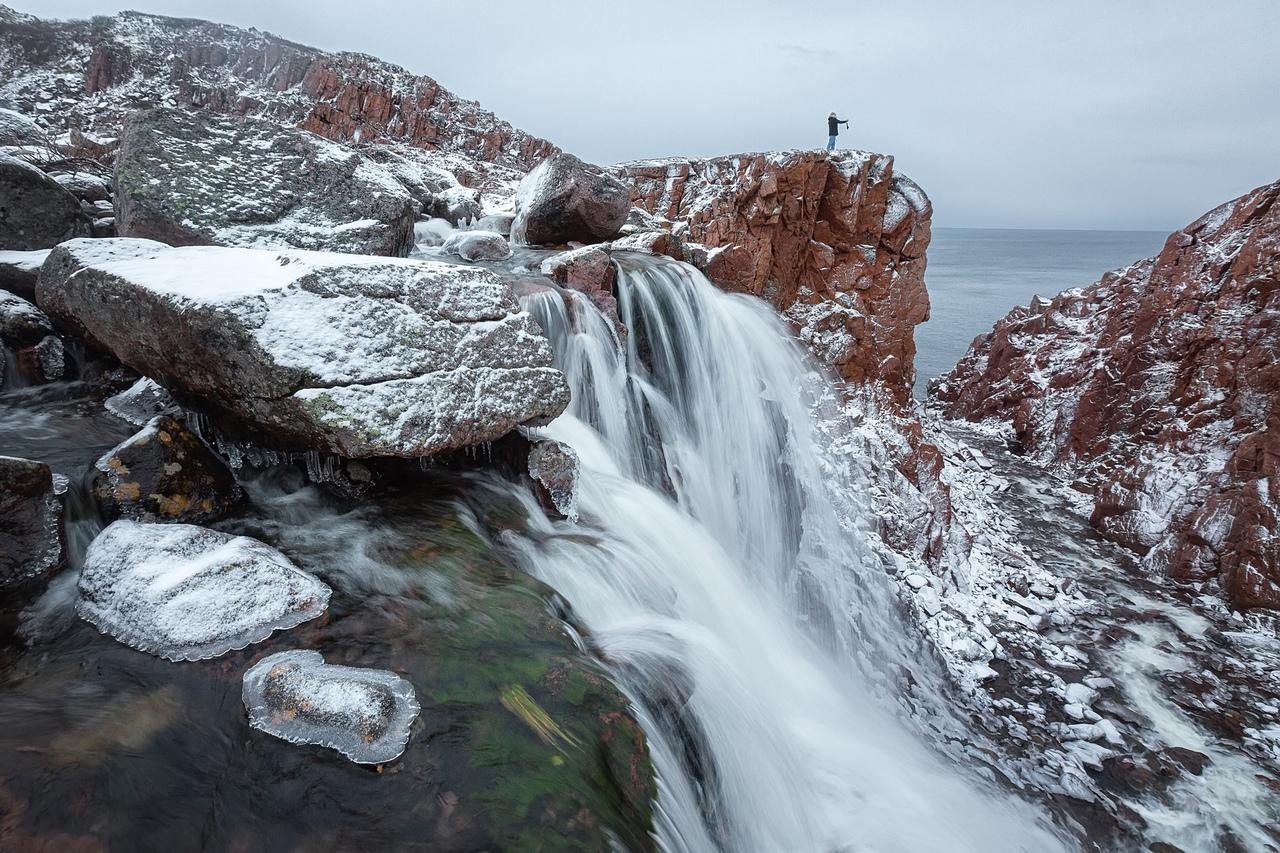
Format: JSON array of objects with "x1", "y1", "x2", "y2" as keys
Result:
[
  {"x1": 615, "y1": 151, "x2": 931, "y2": 408},
  {"x1": 935, "y1": 178, "x2": 1280, "y2": 610}
]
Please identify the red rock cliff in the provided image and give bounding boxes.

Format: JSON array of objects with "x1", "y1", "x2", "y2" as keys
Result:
[
  {"x1": 617, "y1": 151, "x2": 931, "y2": 407},
  {"x1": 934, "y1": 178, "x2": 1280, "y2": 610},
  {"x1": 0, "y1": 6, "x2": 555, "y2": 170}
]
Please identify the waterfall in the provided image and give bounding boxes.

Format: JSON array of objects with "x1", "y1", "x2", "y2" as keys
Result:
[{"x1": 503, "y1": 254, "x2": 1067, "y2": 852}]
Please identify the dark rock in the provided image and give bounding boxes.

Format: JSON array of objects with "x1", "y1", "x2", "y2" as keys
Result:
[
  {"x1": 0, "y1": 107, "x2": 49, "y2": 147},
  {"x1": 440, "y1": 229, "x2": 511, "y2": 262},
  {"x1": 93, "y1": 415, "x2": 240, "y2": 524},
  {"x1": 114, "y1": 107, "x2": 417, "y2": 257},
  {"x1": 104, "y1": 377, "x2": 180, "y2": 426},
  {"x1": 0, "y1": 150, "x2": 92, "y2": 250},
  {"x1": 0, "y1": 455, "x2": 65, "y2": 588},
  {"x1": 0, "y1": 291, "x2": 64, "y2": 383},
  {"x1": 512, "y1": 153, "x2": 630, "y2": 246},
  {"x1": 528, "y1": 438, "x2": 580, "y2": 521},
  {"x1": 61, "y1": 245, "x2": 570, "y2": 458}
]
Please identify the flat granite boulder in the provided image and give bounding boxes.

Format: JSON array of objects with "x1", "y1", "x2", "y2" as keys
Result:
[
  {"x1": 242, "y1": 649, "x2": 420, "y2": 765},
  {"x1": 0, "y1": 150, "x2": 92, "y2": 250},
  {"x1": 114, "y1": 108, "x2": 417, "y2": 257},
  {"x1": 35, "y1": 237, "x2": 169, "y2": 348},
  {"x1": 62, "y1": 245, "x2": 571, "y2": 457},
  {"x1": 77, "y1": 520, "x2": 331, "y2": 661}
]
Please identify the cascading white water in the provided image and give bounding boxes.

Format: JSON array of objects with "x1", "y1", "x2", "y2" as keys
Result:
[{"x1": 506, "y1": 254, "x2": 1069, "y2": 851}]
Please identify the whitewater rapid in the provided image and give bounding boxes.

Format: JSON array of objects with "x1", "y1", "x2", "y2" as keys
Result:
[{"x1": 497, "y1": 255, "x2": 1068, "y2": 851}]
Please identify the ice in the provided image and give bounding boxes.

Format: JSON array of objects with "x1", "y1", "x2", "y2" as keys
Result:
[
  {"x1": 242, "y1": 649, "x2": 420, "y2": 765},
  {"x1": 77, "y1": 520, "x2": 331, "y2": 661},
  {"x1": 104, "y1": 377, "x2": 179, "y2": 426}
]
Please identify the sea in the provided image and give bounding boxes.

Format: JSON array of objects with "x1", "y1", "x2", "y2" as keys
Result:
[{"x1": 914, "y1": 228, "x2": 1169, "y2": 397}]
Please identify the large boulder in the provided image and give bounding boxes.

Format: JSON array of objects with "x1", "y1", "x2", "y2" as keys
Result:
[
  {"x1": 61, "y1": 245, "x2": 571, "y2": 457},
  {"x1": 77, "y1": 520, "x2": 331, "y2": 661},
  {"x1": 93, "y1": 415, "x2": 240, "y2": 524},
  {"x1": 0, "y1": 107, "x2": 49, "y2": 148},
  {"x1": 0, "y1": 150, "x2": 92, "y2": 250},
  {"x1": 35, "y1": 237, "x2": 168, "y2": 348},
  {"x1": 114, "y1": 108, "x2": 417, "y2": 256},
  {"x1": 0, "y1": 248, "x2": 50, "y2": 299},
  {"x1": 511, "y1": 153, "x2": 629, "y2": 246},
  {"x1": 0, "y1": 455, "x2": 65, "y2": 589}
]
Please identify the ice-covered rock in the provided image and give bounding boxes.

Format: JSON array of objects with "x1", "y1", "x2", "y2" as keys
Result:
[
  {"x1": 35, "y1": 237, "x2": 169, "y2": 348},
  {"x1": 242, "y1": 649, "x2": 420, "y2": 765},
  {"x1": 114, "y1": 108, "x2": 417, "y2": 257},
  {"x1": 61, "y1": 245, "x2": 571, "y2": 457},
  {"x1": 528, "y1": 438, "x2": 580, "y2": 522},
  {"x1": 512, "y1": 153, "x2": 630, "y2": 246},
  {"x1": 105, "y1": 377, "x2": 181, "y2": 426},
  {"x1": 93, "y1": 415, "x2": 240, "y2": 524},
  {"x1": 440, "y1": 229, "x2": 511, "y2": 262},
  {"x1": 0, "y1": 248, "x2": 50, "y2": 299},
  {"x1": 0, "y1": 455, "x2": 65, "y2": 588},
  {"x1": 0, "y1": 150, "x2": 91, "y2": 250},
  {"x1": 77, "y1": 520, "x2": 331, "y2": 661}
]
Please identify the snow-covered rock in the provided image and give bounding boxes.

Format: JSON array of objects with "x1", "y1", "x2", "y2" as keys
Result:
[
  {"x1": 0, "y1": 107, "x2": 49, "y2": 148},
  {"x1": 242, "y1": 649, "x2": 419, "y2": 765},
  {"x1": 0, "y1": 455, "x2": 64, "y2": 588},
  {"x1": 61, "y1": 245, "x2": 571, "y2": 457},
  {"x1": 512, "y1": 153, "x2": 630, "y2": 246},
  {"x1": 114, "y1": 108, "x2": 417, "y2": 257},
  {"x1": 0, "y1": 248, "x2": 49, "y2": 299},
  {"x1": 0, "y1": 149, "x2": 91, "y2": 250},
  {"x1": 93, "y1": 415, "x2": 240, "y2": 524},
  {"x1": 440, "y1": 229, "x2": 511, "y2": 262},
  {"x1": 35, "y1": 237, "x2": 169, "y2": 348},
  {"x1": 77, "y1": 520, "x2": 331, "y2": 661}
]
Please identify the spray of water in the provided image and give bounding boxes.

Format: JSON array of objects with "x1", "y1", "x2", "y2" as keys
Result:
[{"x1": 497, "y1": 254, "x2": 1069, "y2": 851}]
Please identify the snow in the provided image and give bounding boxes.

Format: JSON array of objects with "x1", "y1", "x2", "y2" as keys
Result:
[
  {"x1": 77, "y1": 520, "x2": 331, "y2": 661},
  {"x1": 242, "y1": 649, "x2": 420, "y2": 764},
  {"x1": 0, "y1": 249, "x2": 51, "y2": 274}
]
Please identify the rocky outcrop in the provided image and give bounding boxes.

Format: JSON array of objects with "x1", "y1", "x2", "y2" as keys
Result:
[
  {"x1": 934, "y1": 178, "x2": 1280, "y2": 610},
  {"x1": 114, "y1": 108, "x2": 416, "y2": 256},
  {"x1": 617, "y1": 150, "x2": 931, "y2": 406},
  {"x1": 0, "y1": 149, "x2": 91, "y2": 249},
  {"x1": 61, "y1": 245, "x2": 570, "y2": 458},
  {"x1": 93, "y1": 415, "x2": 240, "y2": 524},
  {"x1": 0, "y1": 454, "x2": 64, "y2": 588},
  {"x1": 77, "y1": 519, "x2": 332, "y2": 660},
  {"x1": 513, "y1": 154, "x2": 630, "y2": 246},
  {"x1": 0, "y1": 6, "x2": 555, "y2": 171}
]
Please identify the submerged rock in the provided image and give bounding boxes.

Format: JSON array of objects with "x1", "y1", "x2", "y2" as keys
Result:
[
  {"x1": 528, "y1": 438, "x2": 580, "y2": 522},
  {"x1": 242, "y1": 649, "x2": 420, "y2": 765},
  {"x1": 441, "y1": 229, "x2": 511, "y2": 262},
  {"x1": 114, "y1": 107, "x2": 417, "y2": 257},
  {"x1": 60, "y1": 245, "x2": 571, "y2": 457},
  {"x1": 0, "y1": 455, "x2": 65, "y2": 589},
  {"x1": 93, "y1": 415, "x2": 240, "y2": 524},
  {"x1": 0, "y1": 150, "x2": 92, "y2": 250},
  {"x1": 77, "y1": 520, "x2": 331, "y2": 661},
  {"x1": 512, "y1": 153, "x2": 630, "y2": 246}
]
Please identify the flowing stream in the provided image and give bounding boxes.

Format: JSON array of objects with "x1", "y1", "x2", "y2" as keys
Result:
[{"x1": 499, "y1": 254, "x2": 1069, "y2": 851}]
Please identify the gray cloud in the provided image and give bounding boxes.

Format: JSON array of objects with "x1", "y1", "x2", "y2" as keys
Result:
[{"x1": 13, "y1": 0, "x2": 1280, "y2": 229}]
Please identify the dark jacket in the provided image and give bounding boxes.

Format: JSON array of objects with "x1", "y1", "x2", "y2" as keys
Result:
[{"x1": 828, "y1": 116, "x2": 849, "y2": 135}]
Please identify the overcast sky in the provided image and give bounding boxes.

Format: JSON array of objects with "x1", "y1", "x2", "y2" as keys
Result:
[{"x1": 15, "y1": 0, "x2": 1280, "y2": 229}]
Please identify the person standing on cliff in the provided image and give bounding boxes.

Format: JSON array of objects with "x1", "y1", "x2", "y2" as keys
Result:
[{"x1": 827, "y1": 112, "x2": 849, "y2": 151}]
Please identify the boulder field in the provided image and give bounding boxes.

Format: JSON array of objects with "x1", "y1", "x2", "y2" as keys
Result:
[{"x1": 935, "y1": 178, "x2": 1280, "y2": 610}]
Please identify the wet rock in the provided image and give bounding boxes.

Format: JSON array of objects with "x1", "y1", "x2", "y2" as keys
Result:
[
  {"x1": 77, "y1": 520, "x2": 331, "y2": 661},
  {"x1": 35, "y1": 237, "x2": 169, "y2": 348},
  {"x1": 0, "y1": 291, "x2": 63, "y2": 383},
  {"x1": 512, "y1": 153, "x2": 630, "y2": 246},
  {"x1": 61, "y1": 245, "x2": 571, "y2": 457},
  {"x1": 93, "y1": 415, "x2": 240, "y2": 524},
  {"x1": 0, "y1": 249, "x2": 49, "y2": 299},
  {"x1": 440, "y1": 229, "x2": 511, "y2": 262},
  {"x1": 0, "y1": 150, "x2": 92, "y2": 250},
  {"x1": 114, "y1": 108, "x2": 417, "y2": 257},
  {"x1": 104, "y1": 377, "x2": 180, "y2": 426},
  {"x1": 540, "y1": 245, "x2": 616, "y2": 294},
  {"x1": 242, "y1": 649, "x2": 420, "y2": 765},
  {"x1": 1161, "y1": 746, "x2": 1210, "y2": 776},
  {"x1": 935, "y1": 178, "x2": 1280, "y2": 610},
  {"x1": 528, "y1": 438, "x2": 580, "y2": 522},
  {"x1": 0, "y1": 455, "x2": 65, "y2": 588}
]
